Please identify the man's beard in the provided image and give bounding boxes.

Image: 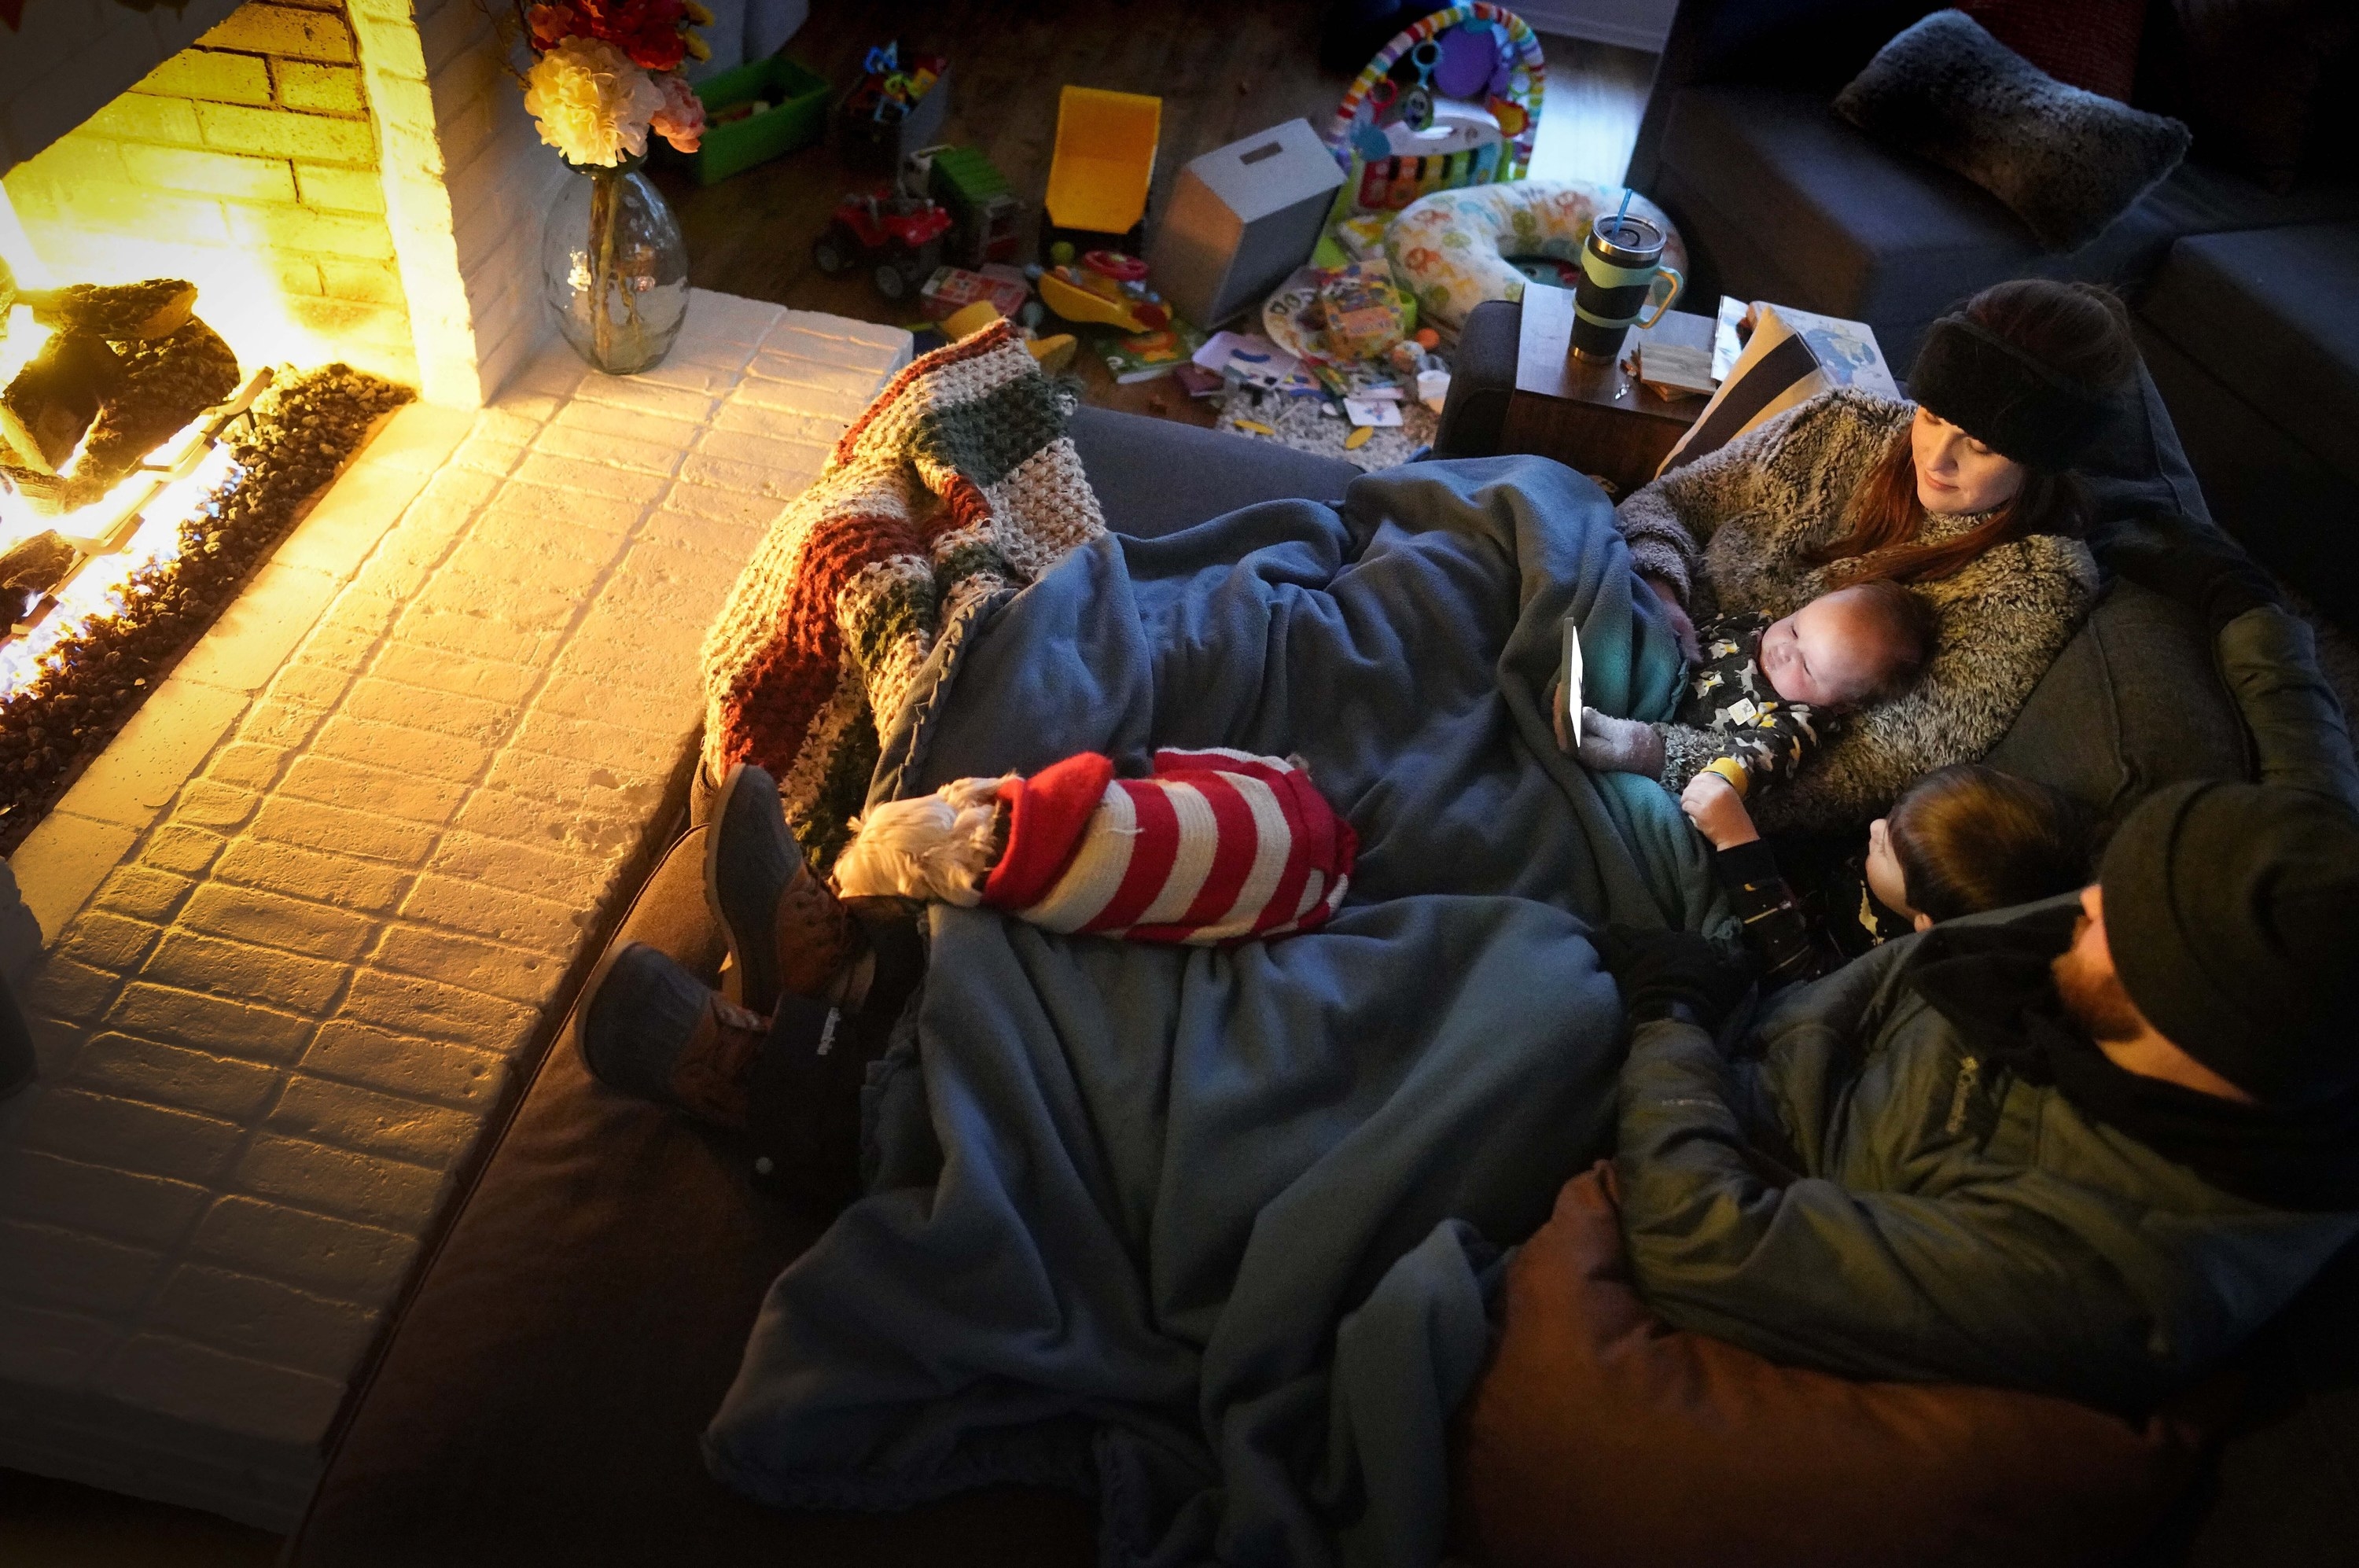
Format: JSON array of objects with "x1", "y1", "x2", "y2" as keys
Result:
[{"x1": 2051, "y1": 918, "x2": 2145, "y2": 1045}]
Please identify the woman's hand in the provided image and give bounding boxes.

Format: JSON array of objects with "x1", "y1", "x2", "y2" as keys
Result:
[
  {"x1": 1641, "y1": 572, "x2": 1701, "y2": 663},
  {"x1": 1574, "y1": 710, "x2": 1665, "y2": 775},
  {"x1": 1680, "y1": 770, "x2": 1760, "y2": 850}
]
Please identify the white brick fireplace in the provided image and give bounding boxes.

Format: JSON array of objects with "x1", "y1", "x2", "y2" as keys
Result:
[
  {"x1": 0, "y1": 0, "x2": 906, "y2": 1532},
  {"x1": 2, "y1": 0, "x2": 565, "y2": 405}
]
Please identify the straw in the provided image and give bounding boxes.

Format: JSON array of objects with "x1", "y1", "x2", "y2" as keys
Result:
[{"x1": 1611, "y1": 188, "x2": 1633, "y2": 245}]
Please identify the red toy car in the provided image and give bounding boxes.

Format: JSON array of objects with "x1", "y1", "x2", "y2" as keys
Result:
[{"x1": 813, "y1": 190, "x2": 955, "y2": 301}]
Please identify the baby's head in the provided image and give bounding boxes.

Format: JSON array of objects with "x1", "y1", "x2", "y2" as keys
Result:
[
  {"x1": 1865, "y1": 764, "x2": 2092, "y2": 930},
  {"x1": 1757, "y1": 580, "x2": 1938, "y2": 709}
]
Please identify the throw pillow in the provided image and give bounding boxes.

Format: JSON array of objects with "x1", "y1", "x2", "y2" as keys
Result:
[
  {"x1": 1960, "y1": 0, "x2": 2147, "y2": 101},
  {"x1": 2171, "y1": 0, "x2": 2359, "y2": 194},
  {"x1": 1833, "y1": 9, "x2": 2192, "y2": 253},
  {"x1": 1450, "y1": 1165, "x2": 2206, "y2": 1568}
]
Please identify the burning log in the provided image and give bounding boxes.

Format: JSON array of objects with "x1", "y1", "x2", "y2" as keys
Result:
[{"x1": 0, "y1": 278, "x2": 237, "y2": 513}]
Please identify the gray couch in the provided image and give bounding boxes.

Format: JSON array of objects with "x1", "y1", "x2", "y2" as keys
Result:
[
  {"x1": 289, "y1": 405, "x2": 2353, "y2": 1566},
  {"x1": 1628, "y1": 0, "x2": 2359, "y2": 627}
]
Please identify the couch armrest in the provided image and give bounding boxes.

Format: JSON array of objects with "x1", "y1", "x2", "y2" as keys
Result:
[{"x1": 1434, "y1": 300, "x2": 1522, "y2": 459}]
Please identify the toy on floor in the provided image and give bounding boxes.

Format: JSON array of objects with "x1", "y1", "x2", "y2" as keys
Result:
[
  {"x1": 1036, "y1": 250, "x2": 1171, "y2": 333},
  {"x1": 1385, "y1": 179, "x2": 1684, "y2": 337},
  {"x1": 1324, "y1": 5, "x2": 1544, "y2": 212},
  {"x1": 1042, "y1": 86, "x2": 1161, "y2": 258},
  {"x1": 938, "y1": 297, "x2": 1077, "y2": 374},
  {"x1": 908, "y1": 144, "x2": 1024, "y2": 267},
  {"x1": 917, "y1": 263, "x2": 1029, "y2": 322},
  {"x1": 837, "y1": 40, "x2": 951, "y2": 170},
  {"x1": 812, "y1": 186, "x2": 954, "y2": 301}
]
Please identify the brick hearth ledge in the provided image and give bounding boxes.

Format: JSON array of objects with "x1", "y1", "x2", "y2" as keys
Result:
[{"x1": 0, "y1": 292, "x2": 908, "y2": 1529}]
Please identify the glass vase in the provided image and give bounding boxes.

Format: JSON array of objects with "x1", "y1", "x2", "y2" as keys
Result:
[{"x1": 543, "y1": 157, "x2": 689, "y2": 375}]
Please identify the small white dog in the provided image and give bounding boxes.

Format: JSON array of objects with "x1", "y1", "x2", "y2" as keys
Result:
[{"x1": 832, "y1": 775, "x2": 1015, "y2": 905}]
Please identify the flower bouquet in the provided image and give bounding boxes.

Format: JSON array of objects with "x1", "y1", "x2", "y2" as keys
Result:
[{"x1": 506, "y1": 1, "x2": 712, "y2": 371}]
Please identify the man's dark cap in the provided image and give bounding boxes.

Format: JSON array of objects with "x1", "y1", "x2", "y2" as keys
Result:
[{"x1": 2100, "y1": 780, "x2": 2359, "y2": 1105}]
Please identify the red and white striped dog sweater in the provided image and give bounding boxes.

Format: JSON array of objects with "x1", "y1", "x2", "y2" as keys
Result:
[
  {"x1": 984, "y1": 749, "x2": 1356, "y2": 943},
  {"x1": 833, "y1": 749, "x2": 1356, "y2": 944}
]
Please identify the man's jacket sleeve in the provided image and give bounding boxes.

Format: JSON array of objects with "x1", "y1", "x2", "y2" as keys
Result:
[{"x1": 1611, "y1": 995, "x2": 2164, "y2": 1406}]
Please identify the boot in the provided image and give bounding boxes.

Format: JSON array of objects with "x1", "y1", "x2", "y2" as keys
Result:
[{"x1": 705, "y1": 762, "x2": 861, "y2": 1016}]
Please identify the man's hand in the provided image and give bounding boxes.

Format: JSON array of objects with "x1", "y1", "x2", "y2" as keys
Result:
[
  {"x1": 1680, "y1": 770, "x2": 1760, "y2": 849},
  {"x1": 1574, "y1": 710, "x2": 1665, "y2": 775},
  {"x1": 1642, "y1": 572, "x2": 1702, "y2": 664},
  {"x1": 1596, "y1": 923, "x2": 1752, "y2": 1030}
]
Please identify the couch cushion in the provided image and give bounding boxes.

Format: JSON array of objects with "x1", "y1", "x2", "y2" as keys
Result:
[
  {"x1": 1985, "y1": 579, "x2": 2248, "y2": 823},
  {"x1": 2137, "y1": 222, "x2": 2359, "y2": 488},
  {"x1": 1832, "y1": 10, "x2": 2191, "y2": 253},
  {"x1": 1452, "y1": 1165, "x2": 2202, "y2": 1568},
  {"x1": 1653, "y1": 84, "x2": 2359, "y2": 366},
  {"x1": 1069, "y1": 406, "x2": 1359, "y2": 540}
]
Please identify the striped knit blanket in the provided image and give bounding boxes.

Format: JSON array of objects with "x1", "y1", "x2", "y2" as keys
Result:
[{"x1": 700, "y1": 321, "x2": 1107, "y2": 870}]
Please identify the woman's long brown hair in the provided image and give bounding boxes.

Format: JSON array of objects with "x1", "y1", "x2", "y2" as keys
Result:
[{"x1": 1805, "y1": 281, "x2": 2138, "y2": 587}]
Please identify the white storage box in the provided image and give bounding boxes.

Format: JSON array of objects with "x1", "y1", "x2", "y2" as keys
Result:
[{"x1": 1149, "y1": 119, "x2": 1345, "y2": 328}]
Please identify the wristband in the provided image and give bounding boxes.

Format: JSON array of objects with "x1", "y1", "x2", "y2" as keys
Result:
[{"x1": 1703, "y1": 756, "x2": 1750, "y2": 797}]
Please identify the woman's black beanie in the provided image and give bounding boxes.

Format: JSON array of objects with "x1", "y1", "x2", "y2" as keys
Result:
[
  {"x1": 2100, "y1": 779, "x2": 2359, "y2": 1105},
  {"x1": 1909, "y1": 315, "x2": 2122, "y2": 472}
]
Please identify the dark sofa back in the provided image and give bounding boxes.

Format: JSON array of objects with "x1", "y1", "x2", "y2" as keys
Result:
[{"x1": 1628, "y1": 0, "x2": 1947, "y2": 186}]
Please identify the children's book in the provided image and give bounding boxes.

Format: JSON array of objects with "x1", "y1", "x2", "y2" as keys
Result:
[{"x1": 1103, "y1": 322, "x2": 1205, "y2": 384}]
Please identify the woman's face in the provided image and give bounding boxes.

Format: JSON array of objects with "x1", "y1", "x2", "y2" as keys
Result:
[
  {"x1": 1910, "y1": 406, "x2": 2026, "y2": 516},
  {"x1": 1864, "y1": 817, "x2": 1928, "y2": 929}
]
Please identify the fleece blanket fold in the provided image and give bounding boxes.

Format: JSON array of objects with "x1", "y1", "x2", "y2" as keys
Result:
[
  {"x1": 705, "y1": 455, "x2": 1724, "y2": 1567},
  {"x1": 700, "y1": 320, "x2": 1106, "y2": 870}
]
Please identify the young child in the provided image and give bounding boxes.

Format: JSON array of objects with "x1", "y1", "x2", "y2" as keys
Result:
[
  {"x1": 1684, "y1": 760, "x2": 2094, "y2": 985},
  {"x1": 1567, "y1": 580, "x2": 1941, "y2": 801}
]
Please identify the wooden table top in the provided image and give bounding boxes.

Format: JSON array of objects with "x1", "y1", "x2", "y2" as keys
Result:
[{"x1": 1514, "y1": 285, "x2": 1716, "y2": 430}]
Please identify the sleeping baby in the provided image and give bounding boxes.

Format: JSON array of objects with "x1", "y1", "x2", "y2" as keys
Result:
[{"x1": 1559, "y1": 579, "x2": 1939, "y2": 804}]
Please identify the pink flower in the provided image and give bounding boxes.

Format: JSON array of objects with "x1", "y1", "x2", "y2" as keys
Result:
[{"x1": 651, "y1": 71, "x2": 705, "y2": 154}]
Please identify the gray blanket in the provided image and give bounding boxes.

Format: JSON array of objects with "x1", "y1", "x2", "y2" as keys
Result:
[{"x1": 704, "y1": 458, "x2": 1723, "y2": 1566}]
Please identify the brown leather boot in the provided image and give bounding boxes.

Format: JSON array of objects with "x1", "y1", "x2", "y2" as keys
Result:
[{"x1": 708, "y1": 761, "x2": 860, "y2": 1016}]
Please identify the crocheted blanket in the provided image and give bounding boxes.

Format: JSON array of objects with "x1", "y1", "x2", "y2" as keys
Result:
[{"x1": 700, "y1": 321, "x2": 1106, "y2": 869}]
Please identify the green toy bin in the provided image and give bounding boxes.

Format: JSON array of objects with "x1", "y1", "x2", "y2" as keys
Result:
[{"x1": 679, "y1": 55, "x2": 829, "y2": 185}]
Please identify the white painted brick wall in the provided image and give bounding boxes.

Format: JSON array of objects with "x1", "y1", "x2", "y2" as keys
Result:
[{"x1": 0, "y1": 295, "x2": 910, "y2": 1529}]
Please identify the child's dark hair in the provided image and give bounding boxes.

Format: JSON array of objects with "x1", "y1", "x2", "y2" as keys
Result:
[
  {"x1": 1888, "y1": 764, "x2": 2092, "y2": 923},
  {"x1": 1838, "y1": 579, "x2": 1941, "y2": 701}
]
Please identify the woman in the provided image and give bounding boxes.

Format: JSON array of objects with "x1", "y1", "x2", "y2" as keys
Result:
[{"x1": 1615, "y1": 278, "x2": 2141, "y2": 832}]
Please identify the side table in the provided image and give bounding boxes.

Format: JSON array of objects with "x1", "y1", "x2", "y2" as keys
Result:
[{"x1": 1499, "y1": 285, "x2": 1715, "y2": 499}]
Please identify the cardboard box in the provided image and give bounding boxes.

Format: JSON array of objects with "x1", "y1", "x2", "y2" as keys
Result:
[{"x1": 1148, "y1": 119, "x2": 1345, "y2": 329}]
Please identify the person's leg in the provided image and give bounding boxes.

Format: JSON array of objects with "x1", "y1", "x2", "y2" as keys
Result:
[{"x1": 579, "y1": 912, "x2": 926, "y2": 1203}]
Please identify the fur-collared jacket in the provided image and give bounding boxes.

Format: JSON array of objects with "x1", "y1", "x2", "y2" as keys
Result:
[{"x1": 1615, "y1": 389, "x2": 2096, "y2": 832}]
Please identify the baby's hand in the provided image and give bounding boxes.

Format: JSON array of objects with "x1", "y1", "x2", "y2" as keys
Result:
[
  {"x1": 1574, "y1": 710, "x2": 1665, "y2": 775},
  {"x1": 1680, "y1": 770, "x2": 1760, "y2": 849}
]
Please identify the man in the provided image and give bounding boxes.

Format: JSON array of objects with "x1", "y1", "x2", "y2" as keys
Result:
[{"x1": 1608, "y1": 778, "x2": 2359, "y2": 1410}]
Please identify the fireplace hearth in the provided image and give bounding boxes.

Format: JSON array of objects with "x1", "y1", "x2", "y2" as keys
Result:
[{"x1": 0, "y1": 0, "x2": 910, "y2": 1533}]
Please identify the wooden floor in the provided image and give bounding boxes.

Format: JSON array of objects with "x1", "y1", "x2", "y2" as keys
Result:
[
  {"x1": 1, "y1": 7, "x2": 1654, "y2": 1560},
  {"x1": 651, "y1": 0, "x2": 1654, "y2": 424}
]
